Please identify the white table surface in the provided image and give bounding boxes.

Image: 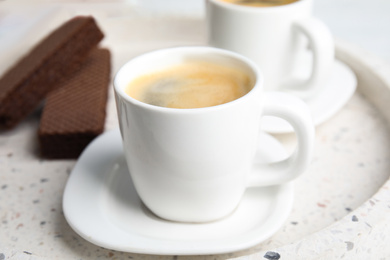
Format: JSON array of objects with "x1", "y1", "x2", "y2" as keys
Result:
[{"x1": 313, "y1": 0, "x2": 390, "y2": 64}]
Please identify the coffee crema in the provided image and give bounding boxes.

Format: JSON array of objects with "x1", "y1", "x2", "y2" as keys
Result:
[
  {"x1": 125, "y1": 61, "x2": 253, "y2": 109},
  {"x1": 219, "y1": 0, "x2": 299, "y2": 7}
]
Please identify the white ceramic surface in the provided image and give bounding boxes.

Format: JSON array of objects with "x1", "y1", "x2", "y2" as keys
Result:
[
  {"x1": 114, "y1": 46, "x2": 314, "y2": 222},
  {"x1": 261, "y1": 58, "x2": 357, "y2": 133},
  {"x1": 63, "y1": 128, "x2": 294, "y2": 255},
  {"x1": 206, "y1": 0, "x2": 334, "y2": 100}
]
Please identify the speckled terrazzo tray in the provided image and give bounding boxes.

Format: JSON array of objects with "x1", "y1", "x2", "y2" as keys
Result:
[
  {"x1": 1, "y1": 7, "x2": 390, "y2": 259},
  {"x1": 228, "y1": 39, "x2": 390, "y2": 260}
]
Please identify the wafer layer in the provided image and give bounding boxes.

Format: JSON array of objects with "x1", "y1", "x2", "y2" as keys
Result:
[
  {"x1": 38, "y1": 48, "x2": 111, "y2": 159},
  {"x1": 0, "y1": 16, "x2": 104, "y2": 129}
]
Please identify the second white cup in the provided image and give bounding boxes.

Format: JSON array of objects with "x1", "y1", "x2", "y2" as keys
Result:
[{"x1": 206, "y1": 0, "x2": 334, "y2": 100}]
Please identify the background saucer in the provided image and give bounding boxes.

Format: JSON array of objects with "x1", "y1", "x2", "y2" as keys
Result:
[{"x1": 261, "y1": 59, "x2": 357, "y2": 134}]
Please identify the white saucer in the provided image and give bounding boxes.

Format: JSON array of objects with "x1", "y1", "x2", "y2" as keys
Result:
[
  {"x1": 261, "y1": 59, "x2": 357, "y2": 134},
  {"x1": 63, "y1": 128, "x2": 294, "y2": 255}
]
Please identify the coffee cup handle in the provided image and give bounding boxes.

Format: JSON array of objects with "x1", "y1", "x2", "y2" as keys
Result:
[
  {"x1": 247, "y1": 92, "x2": 315, "y2": 187},
  {"x1": 282, "y1": 17, "x2": 334, "y2": 100}
]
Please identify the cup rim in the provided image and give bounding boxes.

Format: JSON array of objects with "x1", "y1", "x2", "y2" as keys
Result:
[
  {"x1": 114, "y1": 46, "x2": 263, "y2": 114},
  {"x1": 207, "y1": 0, "x2": 308, "y2": 13}
]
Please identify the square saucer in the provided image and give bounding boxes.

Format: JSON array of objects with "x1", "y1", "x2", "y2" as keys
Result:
[{"x1": 63, "y1": 129, "x2": 294, "y2": 255}]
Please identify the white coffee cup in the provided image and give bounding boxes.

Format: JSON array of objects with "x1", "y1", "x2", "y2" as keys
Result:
[
  {"x1": 206, "y1": 0, "x2": 334, "y2": 100},
  {"x1": 114, "y1": 46, "x2": 314, "y2": 223}
]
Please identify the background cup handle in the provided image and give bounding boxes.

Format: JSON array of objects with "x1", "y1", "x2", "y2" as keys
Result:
[
  {"x1": 247, "y1": 92, "x2": 315, "y2": 187},
  {"x1": 282, "y1": 17, "x2": 334, "y2": 100}
]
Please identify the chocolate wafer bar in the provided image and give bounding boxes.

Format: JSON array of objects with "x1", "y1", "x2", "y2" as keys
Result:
[
  {"x1": 38, "y1": 48, "x2": 111, "y2": 159},
  {"x1": 0, "y1": 16, "x2": 104, "y2": 129}
]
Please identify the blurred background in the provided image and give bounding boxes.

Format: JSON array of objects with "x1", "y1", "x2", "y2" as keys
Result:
[
  {"x1": 131, "y1": 0, "x2": 390, "y2": 63},
  {"x1": 1, "y1": 0, "x2": 389, "y2": 62},
  {"x1": 314, "y1": 0, "x2": 390, "y2": 62}
]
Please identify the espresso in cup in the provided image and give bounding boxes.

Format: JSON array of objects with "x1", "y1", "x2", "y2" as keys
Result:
[
  {"x1": 125, "y1": 61, "x2": 253, "y2": 109},
  {"x1": 219, "y1": 0, "x2": 299, "y2": 7}
]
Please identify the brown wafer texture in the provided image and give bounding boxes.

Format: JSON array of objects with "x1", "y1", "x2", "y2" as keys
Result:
[
  {"x1": 38, "y1": 48, "x2": 111, "y2": 159},
  {"x1": 0, "y1": 16, "x2": 104, "y2": 129}
]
